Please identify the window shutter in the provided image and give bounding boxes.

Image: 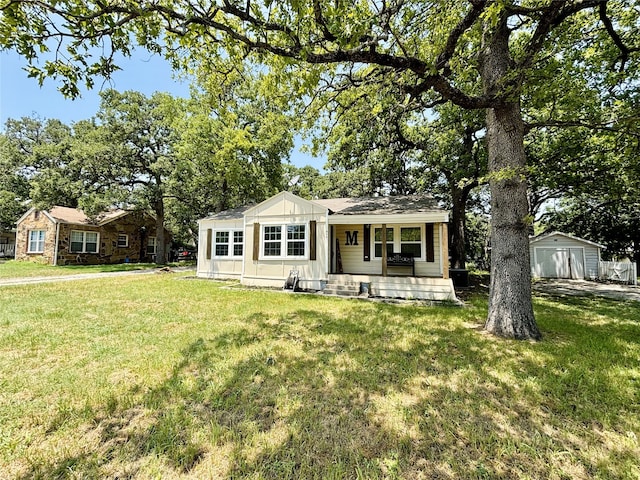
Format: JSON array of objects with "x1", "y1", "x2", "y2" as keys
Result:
[
  {"x1": 253, "y1": 223, "x2": 260, "y2": 261},
  {"x1": 309, "y1": 220, "x2": 317, "y2": 261},
  {"x1": 425, "y1": 223, "x2": 435, "y2": 262},
  {"x1": 363, "y1": 224, "x2": 371, "y2": 261},
  {"x1": 206, "y1": 229, "x2": 212, "y2": 260}
]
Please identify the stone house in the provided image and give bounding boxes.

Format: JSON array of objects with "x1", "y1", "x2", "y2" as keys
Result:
[{"x1": 15, "y1": 206, "x2": 170, "y2": 265}]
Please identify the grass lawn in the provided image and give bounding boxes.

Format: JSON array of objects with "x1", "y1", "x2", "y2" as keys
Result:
[
  {"x1": 0, "y1": 260, "x2": 160, "y2": 279},
  {"x1": 0, "y1": 275, "x2": 638, "y2": 479}
]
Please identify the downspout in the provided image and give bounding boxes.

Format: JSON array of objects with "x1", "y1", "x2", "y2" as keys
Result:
[{"x1": 53, "y1": 221, "x2": 61, "y2": 266}]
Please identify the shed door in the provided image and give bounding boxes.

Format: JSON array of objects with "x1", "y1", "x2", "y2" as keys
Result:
[{"x1": 536, "y1": 248, "x2": 584, "y2": 279}]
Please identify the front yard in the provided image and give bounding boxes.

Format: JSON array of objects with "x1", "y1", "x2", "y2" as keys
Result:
[{"x1": 0, "y1": 272, "x2": 638, "y2": 479}]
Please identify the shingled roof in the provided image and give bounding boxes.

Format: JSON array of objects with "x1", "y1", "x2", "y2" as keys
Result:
[
  {"x1": 313, "y1": 195, "x2": 441, "y2": 215},
  {"x1": 47, "y1": 206, "x2": 129, "y2": 226}
]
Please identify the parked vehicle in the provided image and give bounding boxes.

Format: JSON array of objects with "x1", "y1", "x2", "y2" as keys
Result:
[{"x1": 173, "y1": 246, "x2": 196, "y2": 261}]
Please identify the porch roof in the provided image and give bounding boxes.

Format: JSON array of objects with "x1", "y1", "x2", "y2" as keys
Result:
[{"x1": 314, "y1": 195, "x2": 448, "y2": 224}]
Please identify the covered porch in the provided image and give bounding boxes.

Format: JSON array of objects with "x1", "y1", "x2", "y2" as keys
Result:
[{"x1": 311, "y1": 196, "x2": 455, "y2": 301}]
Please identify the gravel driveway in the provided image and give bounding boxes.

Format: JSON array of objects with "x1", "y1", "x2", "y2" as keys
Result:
[{"x1": 532, "y1": 279, "x2": 640, "y2": 302}]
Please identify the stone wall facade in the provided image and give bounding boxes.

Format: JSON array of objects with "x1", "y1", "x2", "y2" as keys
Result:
[
  {"x1": 16, "y1": 210, "x2": 170, "y2": 265},
  {"x1": 15, "y1": 210, "x2": 57, "y2": 263}
]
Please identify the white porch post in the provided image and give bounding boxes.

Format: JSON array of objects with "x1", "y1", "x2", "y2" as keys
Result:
[{"x1": 382, "y1": 224, "x2": 388, "y2": 277}]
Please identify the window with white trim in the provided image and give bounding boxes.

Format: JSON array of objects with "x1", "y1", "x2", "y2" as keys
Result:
[
  {"x1": 147, "y1": 236, "x2": 157, "y2": 255},
  {"x1": 262, "y1": 224, "x2": 307, "y2": 259},
  {"x1": 117, "y1": 234, "x2": 129, "y2": 248},
  {"x1": 213, "y1": 230, "x2": 244, "y2": 257},
  {"x1": 263, "y1": 225, "x2": 282, "y2": 257},
  {"x1": 28, "y1": 230, "x2": 46, "y2": 253},
  {"x1": 373, "y1": 225, "x2": 423, "y2": 259},
  {"x1": 70, "y1": 230, "x2": 99, "y2": 253},
  {"x1": 215, "y1": 231, "x2": 230, "y2": 256},
  {"x1": 400, "y1": 227, "x2": 422, "y2": 258},
  {"x1": 374, "y1": 227, "x2": 394, "y2": 258},
  {"x1": 233, "y1": 231, "x2": 244, "y2": 256}
]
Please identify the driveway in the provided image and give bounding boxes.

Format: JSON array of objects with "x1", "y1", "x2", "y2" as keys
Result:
[
  {"x1": 0, "y1": 266, "x2": 195, "y2": 287},
  {"x1": 533, "y1": 279, "x2": 640, "y2": 302}
]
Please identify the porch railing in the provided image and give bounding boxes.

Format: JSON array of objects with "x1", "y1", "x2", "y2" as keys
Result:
[{"x1": 0, "y1": 243, "x2": 15, "y2": 258}]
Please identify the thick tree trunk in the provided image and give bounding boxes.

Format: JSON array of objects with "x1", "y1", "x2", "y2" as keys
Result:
[{"x1": 481, "y1": 17, "x2": 541, "y2": 340}]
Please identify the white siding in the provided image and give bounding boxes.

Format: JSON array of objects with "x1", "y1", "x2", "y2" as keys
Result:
[
  {"x1": 332, "y1": 223, "x2": 442, "y2": 277},
  {"x1": 242, "y1": 192, "x2": 329, "y2": 289},
  {"x1": 197, "y1": 218, "x2": 244, "y2": 279}
]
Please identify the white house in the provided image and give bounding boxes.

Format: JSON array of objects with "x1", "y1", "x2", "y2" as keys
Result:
[
  {"x1": 529, "y1": 231, "x2": 605, "y2": 280},
  {"x1": 197, "y1": 191, "x2": 456, "y2": 301}
]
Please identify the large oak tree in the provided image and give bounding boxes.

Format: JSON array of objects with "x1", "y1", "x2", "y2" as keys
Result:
[{"x1": 2, "y1": 1, "x2": 639, "y2": 339}]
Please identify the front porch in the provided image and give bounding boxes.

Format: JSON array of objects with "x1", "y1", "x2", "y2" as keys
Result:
[
  {"x1": 0, "y1": 243, "x2": 15, "y2": 259},
  {"x1": 324, "y1": 274, "x2": 457, "y2": 302}
]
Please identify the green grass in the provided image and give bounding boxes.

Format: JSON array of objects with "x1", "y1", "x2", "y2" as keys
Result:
[
  {"x1": 0, "y1": 275, "x2": 638, "y2": 479},
  {"x1": 0, "y1": 260, "x2": 159, "y2": 279}
]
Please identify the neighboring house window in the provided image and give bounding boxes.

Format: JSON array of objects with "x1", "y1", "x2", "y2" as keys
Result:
[
  {"x1": 374, "y1": 226, "x2": 423, "y2": 259},
  {"x1": 70, "y1": 230, "x2": 99, "y2": 253},
  {"x1": 215, "y1": 231, "x2": 229, "y2": 256},
  {"x1": 214, "y1": 230, "x2": 244, "y2": 257},
  {"x1": 28, "y1": 230, "x2": 46, "y2": 253},
  {"x1": 262, "y1": 224, "x2": 306, "y2": 259},
  {"x1": 374, "y1": 227, "x2": 395, "y2": 258},
  {"x1": 147, "y1": 236, "x2": 157, "y2": 255},
  {"x1": 117, "y1": 234, "x2": 129, "y2": 248},
  {"x1": 233, "y1": 231, "x2": 243, "y2": 256},
  {"x1": 400, "y1": 227, "x2": 422, "y2": 258}
]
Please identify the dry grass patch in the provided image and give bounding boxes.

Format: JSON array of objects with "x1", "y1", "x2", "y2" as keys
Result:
[{"x1": 0, "y1": 275, "x2": 638, "y2": 479}]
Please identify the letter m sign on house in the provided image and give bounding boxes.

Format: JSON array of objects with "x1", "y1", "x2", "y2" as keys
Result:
[{"x1": 345, "y1": 230, "x2": 359, "y2": 246}]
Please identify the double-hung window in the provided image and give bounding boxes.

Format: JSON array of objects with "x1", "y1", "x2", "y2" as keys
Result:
[
  {"x1": 400, "y1": 227, "x2": 422, "y2": 258},
  {"x1": 374, "y1": 226, "x2": 423, "y2": 259},
  {"x1": 70, "y1": 230, "x2": 99, "y2": 253},
  {"x1": 147, "y1": 236, "x2": 157, "y2": 255},
  {"x1": 262, "y1": 224, "x2": 306, "y2": 259},
  {"x1": 374, "y1": 227, "x2": 394, "y2": 258},
  {"x1": 233, "y1": 231, "x2": 244, "y2": 256},
  {"x1": 28, "y1": 230, "x2": 46, "y2": 253},
  {"x1": 286, "y1": 225, "x2": 306, "y2": 256},
  {"x1": 214, "y1": 230, "x2": 244, "y2": 257},
  {"x1": 117, "y1": 234, "x2": 129, "y2": 248},
  {"x1": 263, "y1": 226, "x2": 282, "y2": 257},
  {"x1": 215, "y1": 231, "x2": 230, "y2": 256}
]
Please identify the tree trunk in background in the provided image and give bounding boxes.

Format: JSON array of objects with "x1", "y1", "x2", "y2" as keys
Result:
[
  {"x1": 154, "y1": 196, "x2": 166, "y2": 265},
  {"x1": 481, "y1": 17, "x2": 541, "y2": 340},
  {"x1": 449, "y1": 186, "x2": 468, "y2": 269}
]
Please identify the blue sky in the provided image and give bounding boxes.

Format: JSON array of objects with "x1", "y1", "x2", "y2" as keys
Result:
[{"x1": 0, "y1": 49, "x2": 323, "y2": 170}]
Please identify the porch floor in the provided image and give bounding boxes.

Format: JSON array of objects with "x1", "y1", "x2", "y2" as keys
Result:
[{"x1": 326, "y1": 274, "x2": 456, "y2": 302}]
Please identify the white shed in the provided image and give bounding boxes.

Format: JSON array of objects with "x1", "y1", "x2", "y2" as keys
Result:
[{"x1": 529, "y1": 231, "x2": 605, "y2": 280}]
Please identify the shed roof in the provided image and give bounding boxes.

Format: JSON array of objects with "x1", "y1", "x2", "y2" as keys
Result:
[
  {"x1": 314, "y1": 195, "x2": 441, "y2": 215},
  {"x1": 529, "y1": 231, "x2": 606, "y2": 249}
]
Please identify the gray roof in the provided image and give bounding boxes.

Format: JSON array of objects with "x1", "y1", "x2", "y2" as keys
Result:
[
  {"x1": 201, "y1": 205, "x2": 253, "y2": 221},
  {"x1": 314, "y1": 195, "x2": 441, "y2": 215}
]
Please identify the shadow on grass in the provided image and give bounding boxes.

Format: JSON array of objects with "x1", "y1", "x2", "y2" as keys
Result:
[{"x1": 20, "y1": 296, "x2": 640, "y2": 479}]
